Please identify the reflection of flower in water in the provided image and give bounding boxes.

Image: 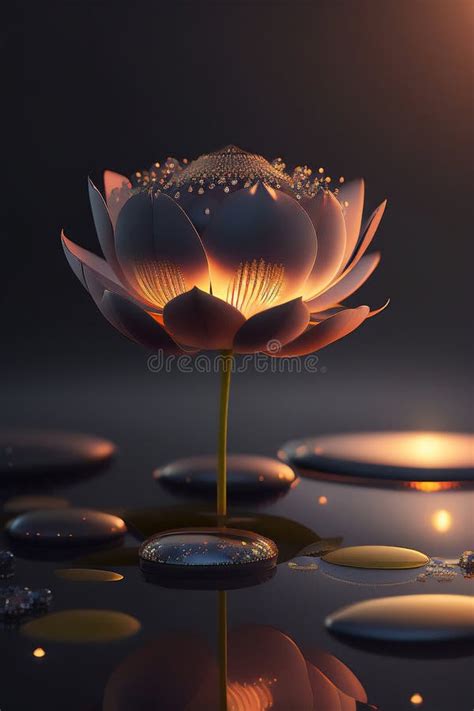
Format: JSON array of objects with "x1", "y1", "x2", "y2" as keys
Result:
[
  {"x1": 227, "y1": 678, "x2": 274, "y2": 711},
  {"x1": 102, "y1": 624, "x2": 376, "y2": 710}
]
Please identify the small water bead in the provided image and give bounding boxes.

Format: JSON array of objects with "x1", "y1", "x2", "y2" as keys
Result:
[
  {"x1": 459, "y1": 550, "x2": 474, "y2": 575},
  {"x1": 6, "y1": 508, "x2": 127, "y2": 546},
  {"x1": 0, "y1": 550, "x2": 15, "y2": 579},
  {"x1": 322, "y1": 546, "x2": 429, "y2": 570},
  {"x1": 21, "y1": 609, "x2": 141, "y2": 643},
  {"x1": 1, "y1": 586, "x2": 34, "y2": 617},
  {"x1": 326, "y1": 594, "x2": 474, "y2": 642},
  {"x1": 288, "y1": 557, "x2": 319, "y2": 572},
  {"x1": 0, "y1": 585, "x2": 52, "y2": 618},
  {"x1": 417, "y1": 559, "x2": 458, "y2": 583}
]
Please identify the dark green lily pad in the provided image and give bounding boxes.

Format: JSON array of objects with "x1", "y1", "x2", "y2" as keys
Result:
[
  {"x1": 76, "y1": 546, "x2": 140, "y2": 567},
  {"x1": 297, "y1": 537, "x2": 343, "y2": 558}
]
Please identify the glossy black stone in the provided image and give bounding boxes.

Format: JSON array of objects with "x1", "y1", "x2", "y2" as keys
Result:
[
  {"x1": 154, "y1": 454, "x2": 297, "y2": 500},
  {"x1": 6, "y1": 508, "x2": 127, "y2": 546},
  {"x1": 326, "y1": 594, "x2": 474, "y2": 643},
  {"x1": 280, "y1": 432, "x2": 474, "y2": 482},
  {"x1": 139, "y1": 527, "x2": 278, "y2": 580},
  {"x1": 0, "y1": 430, "x2": 116, "y2": 481}
]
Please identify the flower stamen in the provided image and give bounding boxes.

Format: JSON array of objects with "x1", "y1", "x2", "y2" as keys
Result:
[
  {"x1": 227, "y1": 259, "x2": 285, "y2": 316},
  {"x1": 133, "y1": 260, "x2": 187, "y2": 308}
]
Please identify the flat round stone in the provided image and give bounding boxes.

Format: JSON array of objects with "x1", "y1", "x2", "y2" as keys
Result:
[
  {"x1": 21, "y1": 609, "x2": 140, "y2": 643},
  {"x1": 154, "y1": 454, "x2": 296, "y2": 499},
  {"x1": 326, "y1": 594, "x2": 474, "y2": 642},
  {"x1": 139, "y1": 527, "x2": 278, "y2": 578},
  {"x1": 6, "y1": 508, "x2": 127, "y2": 545},
  {"x1": 280, "y1": 431, "x2": 474, "y2": 481},
  {"x1": 322, "y1": 546, "x2": 429, "y2": 570},
  {"x1": 0, "y1": 429, "x2": 115, "y2": 479}
]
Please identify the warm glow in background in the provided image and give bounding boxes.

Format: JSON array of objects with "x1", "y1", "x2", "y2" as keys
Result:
[{"x1": 2, "y1": 5, "x2": 473, "y2": 709}]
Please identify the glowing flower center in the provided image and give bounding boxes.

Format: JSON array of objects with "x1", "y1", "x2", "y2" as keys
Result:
[
  {"x1": 226, "y1": 259, "x2": 285, "y2": 316},
  {"x1": 134, "y1": 260, "x2": 187, "y2": 308}
]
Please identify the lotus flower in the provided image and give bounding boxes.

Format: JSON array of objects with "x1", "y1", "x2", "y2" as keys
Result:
[
  {"x1": 62, "y1": 145, "x2": 388, "y2": 522},
  {"x1": 62, "y1": 145, "x2": 387, "y2": 357},
  {"x1": 103, "y1": 624, "x2": 378, "y2": 710}
]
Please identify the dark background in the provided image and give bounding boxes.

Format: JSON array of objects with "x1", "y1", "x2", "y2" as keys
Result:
[
  {"x1": 2, "y1": 0, "x2": 473, "y2": 428},
  {"x1": 1, "y1": 4, "x2": 473, "y2": 710}
]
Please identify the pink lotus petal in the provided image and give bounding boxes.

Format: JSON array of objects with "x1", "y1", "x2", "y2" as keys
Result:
[
  {"x1": 338, "y1": 179, "x2": 365, "y2": 267},
  {"x1": 306, "y1": 663, "x2": 343, "y2": 710},
  {"x1": 313, "y1": 299, "x2": 389, "y2": 323},
  {"x1": 310, "y1": 305, "x2": 346, "y2": 322},
  {"x1": 115, "y1": 192, "x2": 210, "y2": 309},
  {"x1": 61, "y1": 231, "x2": 124, "y2": 293},
  {"x1": 346, "y1": 200, "x2": 386, "y2": 272},
  {"x1": 337, "y1": 691, "x2": 357, "y2": 711},
  {"x1": 62, "y1": 231, "x2": 163, "y2": 312},
  {"x1": 103, "y1": 170, "x2": 132, "y2": 228},
  {"x1": 305, "y1": 253, "x2": 380, "y2": 313},
  {"x1": 302, "y1": 190, "x2": 347, "y2": 299},
  {"x1": 163, "y1": 287, "x2": 245, "y2": 349},
  {"x1": 233, "y1": 298, "x2": 309, "y2": 354},
  {"x1": 103, "y1": 635, "x2": 217, "y2": 711},
  {"x1": 88, "y1": 178, "x2": 123, "y2": 277},
  {"x1": 274, "y1": 306, "x2": 370, "y2": 357},
  {"x1": 305, "y1": 649, "x2": 367, "y2": 703},
  {"x1": 99, "y1": 290, "x2": 182, "y2": 352},
  {"x1": 202, "y1": 183, "x2": 317, "y2": 311},
  {"x1": 367, "y1": 298, "x2": 390, "y2": 318},
  {"x1": 228, "y1": 625, "x2": 314, "y2": 711}
]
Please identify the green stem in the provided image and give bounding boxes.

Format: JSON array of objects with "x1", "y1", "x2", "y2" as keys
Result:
[
  {"x1": 217, "y1": 349, "x2": 233, "y2": 521},
  {"x1": 218, "y1": 590, "x2": 228, "y2": 711}
]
